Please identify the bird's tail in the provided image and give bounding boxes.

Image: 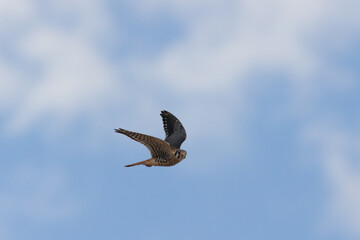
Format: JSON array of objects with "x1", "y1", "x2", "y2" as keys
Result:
[{"x1": 125, "y1": 159, "x2": 152, "y2": 167}]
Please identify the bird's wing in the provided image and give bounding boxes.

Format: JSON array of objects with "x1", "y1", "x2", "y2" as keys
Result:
[
  {"x1": 115, "y1": 128, "x2": 172, "y2": 159},
  {"x1": 160, "y1": 110, "x2": 187, "y2": 149}
]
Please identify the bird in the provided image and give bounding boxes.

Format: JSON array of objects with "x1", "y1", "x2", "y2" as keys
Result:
[{"x1": 114, "y1": 110, "x2": 187, "y2": 167}]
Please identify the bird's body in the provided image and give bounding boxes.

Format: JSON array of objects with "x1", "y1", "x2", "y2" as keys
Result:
[{"x1": 115, "y1": 111, "x2": 187, "y2": 167}]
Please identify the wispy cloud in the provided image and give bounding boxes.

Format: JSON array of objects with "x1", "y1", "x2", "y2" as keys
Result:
[
  {"x1": 128, "y1": 0, "x2": 358, "y2": 93},
  {"x1": 10, "y1": 27, "x2": 115, "y2": 131},
  {"x1": 0, "y1": 0, "x2": 118, "y2": 134},
  {"x1": 1, "y1": 0, "x2": 359, "y2": 135},
  {"x1": 303, "y1": 124, "x2": 360, "y2": 237},
  {"x1": 0, "y1": 2, "x2": 360, "y2": 237}
]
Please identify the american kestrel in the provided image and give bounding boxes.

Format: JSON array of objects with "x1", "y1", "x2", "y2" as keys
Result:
[{"x1": 115, "y1": 110, "x2": 187, "y2": 167}]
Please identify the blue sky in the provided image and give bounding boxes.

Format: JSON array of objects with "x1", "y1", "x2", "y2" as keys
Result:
[{"x1": 1, "y1": 0, "x2": 360, "y2": 239}]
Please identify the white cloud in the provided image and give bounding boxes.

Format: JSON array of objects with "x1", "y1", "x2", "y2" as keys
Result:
[
  {"x1": 0, "y1": 61, "x2": 23, "y2": 110},
  {"x1": 1, "y1": 0, "x2": 359, "y2": 133},
  {"x1": 303, "y1": 124, "x2": 360, "y2": 237},
  {"x1": 40, "y1": 0, "x2": 114, "y2": 38},
  {"x1": 127, "y1": 0, "x2": 360, "y2": 105},
  {"x1": 0, "y1": 0, "x2": 33, "y2": 26},
  {"x1": 0, "y1": 0, "x2": 118, "y2": 133},
  {"x1": 0, "y1": 0, "x2": 359, "y2": 237},
  {"x1": 129, "y1": 0, "x2": 325, "y2": 92},
  {"x1": 9, "y1": 27, "x2": 115, "y2": 132}
]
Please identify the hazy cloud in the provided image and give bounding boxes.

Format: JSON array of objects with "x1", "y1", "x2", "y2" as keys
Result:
[
  {"x1": 0, "y1": 1, "x2": 359, "y2": 237},
  {"x1": 0, "y1": 0, "x2": 117, "y2": 133},
  {"x1": 303, "y1": 124, "x2": 360, "y2": 237}
]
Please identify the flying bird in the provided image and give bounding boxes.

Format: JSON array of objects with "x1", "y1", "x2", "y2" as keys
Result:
[{"x1": 115, "y1": 110, "x2": 187, "y2": 167}]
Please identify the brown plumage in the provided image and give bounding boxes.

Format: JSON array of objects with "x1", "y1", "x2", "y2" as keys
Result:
[{"x1": 114, "y1": 110, "x2": 187, "y2": 167}]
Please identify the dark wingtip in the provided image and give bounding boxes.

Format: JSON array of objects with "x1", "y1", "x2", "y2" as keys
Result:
[
  {"x1": 160, "y1": 110, "x2": 170, "y2": 116},
  {"x1": 114, "y1": 128, "x2": 124, "y2": 133}
]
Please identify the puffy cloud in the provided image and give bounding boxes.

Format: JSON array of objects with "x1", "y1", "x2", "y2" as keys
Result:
[
  {"x1": 0, "y1": 0, "x2": 33, "y2": 25},
  {"x1": 0, "y1": 0, "x2": 118, "y2": 133},
  {"x1": 0, "y1": 0, "x2": 360, "y2": 238},
  {"x1": 129, "y1": 0, "x2": 359, "y2": 94},
  {"x1": 9, "y1": 27, "x2": 115, "y2": 131},
  {"x1": 1, "y1": 0, "x2": 359, "y2": 133}
]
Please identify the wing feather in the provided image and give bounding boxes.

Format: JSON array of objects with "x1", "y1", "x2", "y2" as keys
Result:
[
  {"x1": 115, "y1": 128, "x2": 172, "y2": 160},
  {"x1": 160, "y1": 110, "x2": 187, "y2": 149}
]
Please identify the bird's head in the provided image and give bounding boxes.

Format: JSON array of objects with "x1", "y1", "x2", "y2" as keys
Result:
[{"x1": 175, "y1": 149, "x2": 187, "y2": 160}]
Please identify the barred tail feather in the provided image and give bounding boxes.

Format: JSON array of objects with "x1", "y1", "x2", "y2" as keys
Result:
[
  {"x1": 114, "y1": 128, "x2": 128, "y2": 135},
  {"x1": 114, "y1": 128, "x2": 154, "y2": 167},
  {"x1": 124, "y1": 159, "x2": 153, "y2": 167}
]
